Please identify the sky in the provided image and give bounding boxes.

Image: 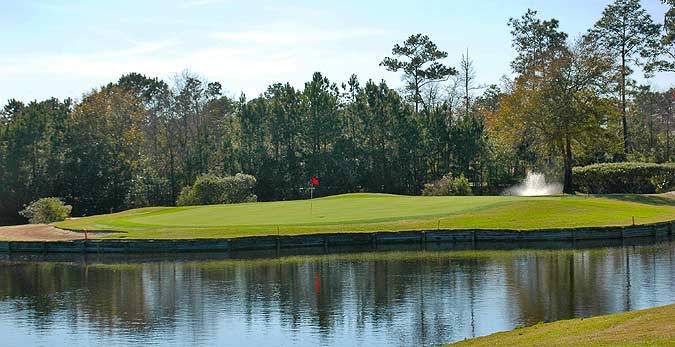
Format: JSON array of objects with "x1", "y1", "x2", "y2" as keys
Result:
[{"x1": 0, "y1": 0, "x2": 672, "y2": 104}]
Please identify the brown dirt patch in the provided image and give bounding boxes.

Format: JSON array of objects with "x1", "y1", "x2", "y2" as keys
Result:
[{"x1": 0, "y1": 224, "x2": 112, "y2": 241}]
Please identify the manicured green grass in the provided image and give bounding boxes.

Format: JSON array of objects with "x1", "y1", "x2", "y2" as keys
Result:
[
  {"x1": 447, "y1": 304, "x2": 675, "y2": 347},
  {"x1": 54, "y1": 193, "x2": 675, "y2": 239}
]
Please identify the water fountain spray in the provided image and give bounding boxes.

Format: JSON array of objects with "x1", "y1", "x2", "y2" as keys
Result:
[{"x1": 504, "y1": 172, "x2": 562, "y2": 196}]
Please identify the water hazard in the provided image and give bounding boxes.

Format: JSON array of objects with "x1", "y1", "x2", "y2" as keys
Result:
[{"x1": 1, "y1": 240, "x2": 675, "y2": 346}]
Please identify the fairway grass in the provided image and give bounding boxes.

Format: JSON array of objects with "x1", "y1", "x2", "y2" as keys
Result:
[
  {"x1": 54, "y1": 193, "x2": 675, "y2": 239},
  {"x1": 447, "y1": 304, "x2": 675, "y2": 347}
]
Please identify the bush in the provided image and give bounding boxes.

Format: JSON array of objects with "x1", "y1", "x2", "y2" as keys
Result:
[
  {"x1": 453, "y1": 174, "x2": 472, "y2": 196},
  {"x1": 177, "y1": 173, "x2": 257, "y2": 206},
  {"x1": 572, "y1": 162, "x2": 675, "y2": 194},
  {"x1": 422, "y1": 173, "x2": 473, "y2": 196},
  {"x1": 19, "y1": 197, "x2": 72, "y2": 224},
  {"x1": 225, "y1": 173, "x2": 258, "y2": 203},
  {"x1": 177, "y1": 174, "x2": 225, "y2": 206}
]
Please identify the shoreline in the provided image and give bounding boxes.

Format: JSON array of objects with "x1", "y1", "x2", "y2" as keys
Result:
[
  {"x1": 447, "y1": 303, "x2": 675, "y2": 346},
  {"x1": 1, "y1": 220, "x2": 673, "y2": 254}
]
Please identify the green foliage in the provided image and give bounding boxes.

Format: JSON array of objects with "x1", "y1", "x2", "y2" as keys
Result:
[
  {"x1": 645, "y1": 0, "x2": 675, "y2": 73},
  {"x1": 380, "y1": 33, "x2": 457, "y2": 112},
  {"x1": 628, "y1": 86, "x2": 674, "y2": 162},
  {"x1": 422, "y1": 173, "x2": 473, "y2": 196},
  {"x1": 498, "y1": 9, "x2": 616, "y2": 193},
  {"x1": 0, "y1": 98, "x2": 71, "y2": 225},
  {"x1": 19, "y1": 197, "x2": 72, "y2": 224},
  {"x1": 177, "y1": 173, "x2": 257, "y2": 206},
  {"x1": 588, "y1": 0, "x2": 661, "y2": 62},
  {"x1": 124, "y1": 165, "x2": 171, "y2": 208},
  {"x1": 64, "y1": 85, "x2": 145, "y2": 216},
  {"x1": 224, "y1": 173, "x2": 258, "y2": 203},
  {"x1": 573, "y1": 162, "x2": 675, "y2": 193},
  {"x1": 507, "y1": 9, "x2": 568, "y2": 74},
  {"x1": 454, "y1": 174, "x2": 472, "y2": 196},
  {"x1": 651, "y1": 171, "x2": 675, "y2": 193},
  {"x1": 587, "y1": 0, "x2": 661, "y2": 155},
  {"x1": 4, "y1": 10, "x2": 675, "y2": 225}
]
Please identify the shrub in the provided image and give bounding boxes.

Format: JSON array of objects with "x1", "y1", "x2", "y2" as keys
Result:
[
  {"x1": 651, "y1": 172, "x2": 675, "y2": 193},
  {"x1": 572, "y1": 162, "x2": 675, "y2": 194},
  {"x1": 453, "y1": 174, "x2": 472, "y2": 196},
  {"x1": 19, "y1": 197, "x2": 72, "y2": 224},
  {"x1": 224, "y1": 173, "x2": 258, "y2": 203},
  {"x1": 176, "y1": 185, "x2": 198, "y2": 206},
  {"x1": 177, "y1": 174, "x2": 226, "y2": 206},
  {"x1": 422, "y1": 173, "x2": 452, "y2": 196},
  {"x1": 177, "y1": 173, "x2": 257, "y2": 206},
  {"x1": 422, "y1": 173, "x2": 473, "y2": 196}
]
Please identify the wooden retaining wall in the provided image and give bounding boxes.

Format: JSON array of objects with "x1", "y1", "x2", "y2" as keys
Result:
[{"x1": 0, "y1": 221, "x2": 673, "y2": 254}]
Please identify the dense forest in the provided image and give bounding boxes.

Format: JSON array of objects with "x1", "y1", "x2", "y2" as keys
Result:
[{"x1": 1, "y1": 0, "x2": 674, "y2": 225}]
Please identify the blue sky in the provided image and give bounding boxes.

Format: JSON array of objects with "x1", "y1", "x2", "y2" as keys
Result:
[{"x1": 1, "y1": 0, "x2": 672, "y2": 103}]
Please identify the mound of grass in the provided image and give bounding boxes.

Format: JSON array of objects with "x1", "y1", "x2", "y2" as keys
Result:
[
  {"x1": 447, "y1": 304, "x2": 675, "y2": 347},
  {"x1": 54, "y1": 193, "x2": 675, "y2": 239}
]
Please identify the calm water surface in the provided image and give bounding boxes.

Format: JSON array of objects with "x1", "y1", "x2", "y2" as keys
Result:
[{"x1": 1, "y1": 240, "x2": 675, "y2": 346}]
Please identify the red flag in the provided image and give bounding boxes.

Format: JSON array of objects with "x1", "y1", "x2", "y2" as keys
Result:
[{"x1": 311, "y1": 177, "x2": 319, "y2": 186}]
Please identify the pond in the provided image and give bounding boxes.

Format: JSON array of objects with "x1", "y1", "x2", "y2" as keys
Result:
[{"x1": 1, "y1": 239, "x2": 675, "y2": 346}]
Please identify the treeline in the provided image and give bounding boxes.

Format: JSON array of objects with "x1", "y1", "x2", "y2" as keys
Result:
[
  {"x1": 0, "y1": 71, "x2": 500, "y2": 224},
  {"x1": 1, "y1": 0, "x2": 674, "y2": 225}
]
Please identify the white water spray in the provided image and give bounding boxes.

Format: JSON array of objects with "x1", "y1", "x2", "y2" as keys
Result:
[{"x1": 504, "y1": 172, "x2": 562, "y2": 196}]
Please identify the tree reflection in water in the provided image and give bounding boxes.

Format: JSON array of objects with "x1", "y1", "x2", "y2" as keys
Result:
[{"x1": 1, "y1": 240, "x2": 674, "y2": 346}]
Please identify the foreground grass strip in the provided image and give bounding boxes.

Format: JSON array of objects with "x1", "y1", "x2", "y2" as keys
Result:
[
  {"x1": 54, "y1": 193, "x2": 675, "y2": 240},
  {"x1": 447, "y1": 304, "x2": 675, "y2": 347}
]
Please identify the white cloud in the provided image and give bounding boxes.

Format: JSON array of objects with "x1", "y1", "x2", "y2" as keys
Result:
[
  {"x1": 0, "y1": 46, "x2": 259, "y2": 79},
  {"x1": 209, "y1": 27, "x2": 385, "y2": 45},
  {"x1": 180, "y1": 0, "x2": 230, "y2": 8},
  {"x1": 98, "y1": 40, "x2": 181, "y2": 58},
  {"x1": 0, "y1": 41, "x2": 180, "y2": 76},
  {"x1": 0, "y1": 25, "x2": 393, "y2": 102}
]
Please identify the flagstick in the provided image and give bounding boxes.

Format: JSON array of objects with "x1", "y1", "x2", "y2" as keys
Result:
[{"x1": 310, "y1": 186, "x2": 314, "y2": 216}]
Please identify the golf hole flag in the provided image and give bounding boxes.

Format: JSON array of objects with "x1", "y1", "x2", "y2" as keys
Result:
[{"x1": 311, "y1": 177, "x2": 319, "y2": 186}]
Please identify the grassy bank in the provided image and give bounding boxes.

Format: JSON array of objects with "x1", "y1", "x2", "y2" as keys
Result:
[
  {"x1": 448, "y1": 304, "x2": 675, "y2": 346},
  {"x1": 53, "y1": 193, "x2": 675, "y2": 239},
  {"x1": 52, "y1": 193, "x2": 675, "y2": 239}
]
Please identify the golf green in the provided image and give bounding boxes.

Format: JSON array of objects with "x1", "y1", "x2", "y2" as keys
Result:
[{"x1": 55, "y1": 193, "x2": 675, "y2": 239}]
